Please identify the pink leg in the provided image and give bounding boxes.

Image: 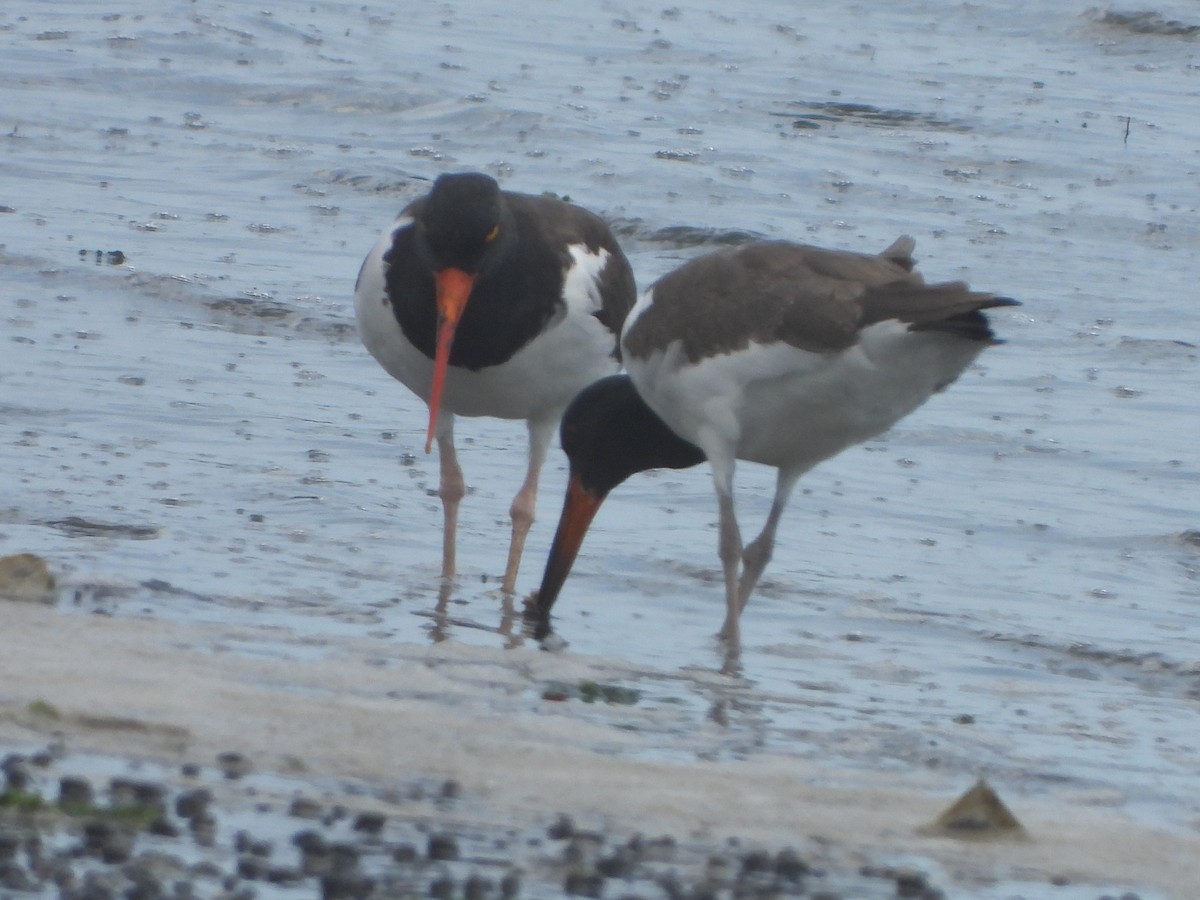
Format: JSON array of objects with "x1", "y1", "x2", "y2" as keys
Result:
[
  {"x1": 709, "y1": 456, "x2": 744, "y2": 649},
  {"x1": 501, "y1": 417, "x2": 555, "y2": 594},
  {"x1": 736, "y1": 469, "x2": 800, "y2": 612},
  {"x1": 436, "y1": 419, "x2": 465, "y2": 585}
]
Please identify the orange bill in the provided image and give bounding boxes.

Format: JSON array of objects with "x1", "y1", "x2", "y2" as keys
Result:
[
  {"x1": 528, "y1": 473, "x2": 606, "y2": 639},
  {"x1": 425, "y1": 267, "x2": 476, "y2": 453}
]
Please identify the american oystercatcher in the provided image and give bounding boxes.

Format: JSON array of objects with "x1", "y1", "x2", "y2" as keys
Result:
[
  {"x1": 354, "y1": 173, "x2": 636, "y2": 594},
  {"x1": 528, "y1": 236, "x2": 1017, "y2": 651}
]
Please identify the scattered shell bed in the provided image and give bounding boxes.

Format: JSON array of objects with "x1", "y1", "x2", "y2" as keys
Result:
[{"x1": 0, "y1": 741, "x2": 956, "y2": 899}]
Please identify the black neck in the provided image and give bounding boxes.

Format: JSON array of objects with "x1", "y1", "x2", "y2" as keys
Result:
[{"x1": 562, "y1": 375, "x2": 705, "y2": 497}]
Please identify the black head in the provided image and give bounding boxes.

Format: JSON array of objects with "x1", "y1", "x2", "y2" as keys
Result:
[
  {"x1": 417, "y1": 173, "x2": 508, "y2": 273},
  {"x1": 525, "y1": 375, "x2": 705, "y2": 639},
  {"x1": 562, "y1": 374, "x2": 706, "y2": 497}
]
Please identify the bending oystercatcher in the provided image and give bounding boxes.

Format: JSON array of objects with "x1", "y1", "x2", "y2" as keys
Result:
[
  {"x1": 354, "y1": 173, "x2": 636, "y2": 594},
  {"x1": 527, "y1": 235, "x2": 1018, "y2": 651}
]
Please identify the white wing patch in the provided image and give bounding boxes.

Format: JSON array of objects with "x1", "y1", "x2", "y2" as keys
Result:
[{"x1": 562, "y1": 244, "x2": 610, "y2": 315}]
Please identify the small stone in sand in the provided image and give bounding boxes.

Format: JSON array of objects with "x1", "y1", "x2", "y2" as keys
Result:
[
  {"x1": 427, "y1": 831, "x2": 459, "y2": 861},
  {"x1": 919, "y1": 778, "x2": 1027, "y2": 840},
  {"x1": 216, "y1": 751, "x2": 252, "y2": 779},
  {"x1": 0, "y1": 554, "x2": 56, "y2": 604}
]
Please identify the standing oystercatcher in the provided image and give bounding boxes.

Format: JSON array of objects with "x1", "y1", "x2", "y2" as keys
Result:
[
  {"x1": 354, "y1": 173, "x2": 636, "y2": 594},
  {"x1": 528, "y1": 235, "x2": 1017, "y2": 654}
]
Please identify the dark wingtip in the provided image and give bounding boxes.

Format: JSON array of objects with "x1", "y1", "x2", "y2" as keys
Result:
[
  {"x1": 985, "y1": 296, "x2": 1022, "y2": 309},
  {"x1": 981, "y1": 295, "x2": 1021, "y2": 344}
]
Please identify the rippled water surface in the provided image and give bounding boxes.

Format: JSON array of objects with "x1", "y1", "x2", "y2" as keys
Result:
[{"x1": 3, "y1": 2, "x2": 1199, "y2": 896}]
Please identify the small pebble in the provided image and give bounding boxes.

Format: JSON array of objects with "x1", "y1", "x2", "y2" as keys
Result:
[
  {"x1": 0, "y1": 553, "x2": 56, "y2": 603},
  {"x1": 563, "y1": 870, "x2": 604, "y2": 897},
  {"x1": 292, "y1": 829, "x2": 328, "y2": 854},
  {"x1": 175, "y1": 788, "x2": 212, "y2": 819},
  {"x1": 189, "y1": 813, "x2": 217, "y2": 848},
  {"x1": 289, "y1": 796, "x2": 323, "y2": 819},
  {"x1": 895, "y1": 867, "x2": 943, "y2": 899},
  {"x1": 641, "y1": 834, "x2": 677, "y2": 863},
  {"x1": 775, "y1": 847, "x2": 809, "y2": 880},
  {"x1": 146, "y1": 817, "x2": 181, "y2": 838},
  {"x1": 499, "y1": 869, "x2": 521, "y2": 899},
  {"x1": 266, "y1": 865, "x2": 304, "y2": 885},
  {"x1": 234, "y1": 830, "x2": 272, "y2": 857},
  {"x1": 392, "y1": 843, "x2": 418, "y2": 863},
  {"x1": 323, "y1": 803, "x2": 349, "y2": 825},
  {"x1": 58, "y1": 776, "x2": 95, "y2": 808},
  {"x1": 463, "y1": 873, "x2": 494, "y2": 899},
  {"x1": 329, "y1": 842, "x2": 361, "y2": 875},
  {"x1": 109, "y1": 777, "x2": 166, "y2": 811},
  {"x1": 655, "y1": 871, "x2": 686, "y2": 898},
  {"x1": 546, "y1": 813, "x2": 575, "y2": 840},
  {"x1": 216, "y1": 751, "x2": 251, "y2": 779},
  {"x1": 596, "y1": 846, "x2": 636, "y2": 878},
  {"x1": 740, "y1": 849, "x2": 773, "y2": 874},
  {"x1": 81, "y1": 819, "x2": 135, "y2": 864},
  {"x1": 352, "y1": 811, "x2": 387, "y2": 835},
  {"x1": 321, "y1": 871, "x2": 376, "y2": 899},
  {"x1": 293, "y1": 830, "x2": 331, "y2": 876},
  {"x1": 706, "y1": 852, "x2": 735, "y2": 884},
  {"x1": 427, "y1": 831, "x2": 459, "y2": 861},
  {"x1": 237, "y1": 854, "x2": 269, "y2": 880},
  {"x1": 1, "y1": 755, "x2": 31, "y2": 791}
]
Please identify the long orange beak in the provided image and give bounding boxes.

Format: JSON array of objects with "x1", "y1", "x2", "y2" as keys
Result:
[
  {"x1": 425, "y1": 267, "x2": 475, "y2": 453},
  {"x1": 528, "y1": 473, "x2": 606, "y2": 639}
]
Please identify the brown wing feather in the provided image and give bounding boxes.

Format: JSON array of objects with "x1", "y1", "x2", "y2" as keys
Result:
[
  {"x1": 624, "y1": 237, "x2": 1017, "y2": 364},
  {"x1": 507, "y1": 191, "x2": 637, "y2": 346}
]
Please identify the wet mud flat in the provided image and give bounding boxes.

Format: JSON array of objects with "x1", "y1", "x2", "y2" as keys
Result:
[
  {"x1": 0, "y1": 601, "x2": 1189, "y2": 900},
  {"x1": 3, "y1": 1, "x2": 1200, "y2": 898}
]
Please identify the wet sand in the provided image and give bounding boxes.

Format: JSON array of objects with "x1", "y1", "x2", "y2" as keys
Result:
[{"x1": 3, "y1": 601, "x2": 1199, "y2": 897}]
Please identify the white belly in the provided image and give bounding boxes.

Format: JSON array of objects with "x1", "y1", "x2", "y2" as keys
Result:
[{"x1": 625, "y1": 318, "x2": 985, "y2": 472}]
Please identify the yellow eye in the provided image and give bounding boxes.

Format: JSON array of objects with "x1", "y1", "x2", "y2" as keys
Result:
[{"x1": 484, "y1": 225, "x2": 500, "y2": 243}]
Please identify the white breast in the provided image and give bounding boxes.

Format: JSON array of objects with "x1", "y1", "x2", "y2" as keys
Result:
[{"x1": 355, "y1": 231, "x2": 620, "y2": 422}]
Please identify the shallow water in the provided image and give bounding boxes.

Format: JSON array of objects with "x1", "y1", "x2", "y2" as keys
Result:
[{"x1": 3, "y1": 1, "x2": 1199, "y2": 896}]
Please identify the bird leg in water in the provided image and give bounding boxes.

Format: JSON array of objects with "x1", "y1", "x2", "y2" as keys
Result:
[
  {"x1": 436, "y1": 422, "x2": 465, "y2": 585},
  {"x1": 714, "y1": 483, "x2": 745, "y2": 649},
  {"x1": 736, "y1": 469, "x2": 801, "y2": 611},
  {"x1": 501, "y1": 418, "x2": 556, "y2": 594}
]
